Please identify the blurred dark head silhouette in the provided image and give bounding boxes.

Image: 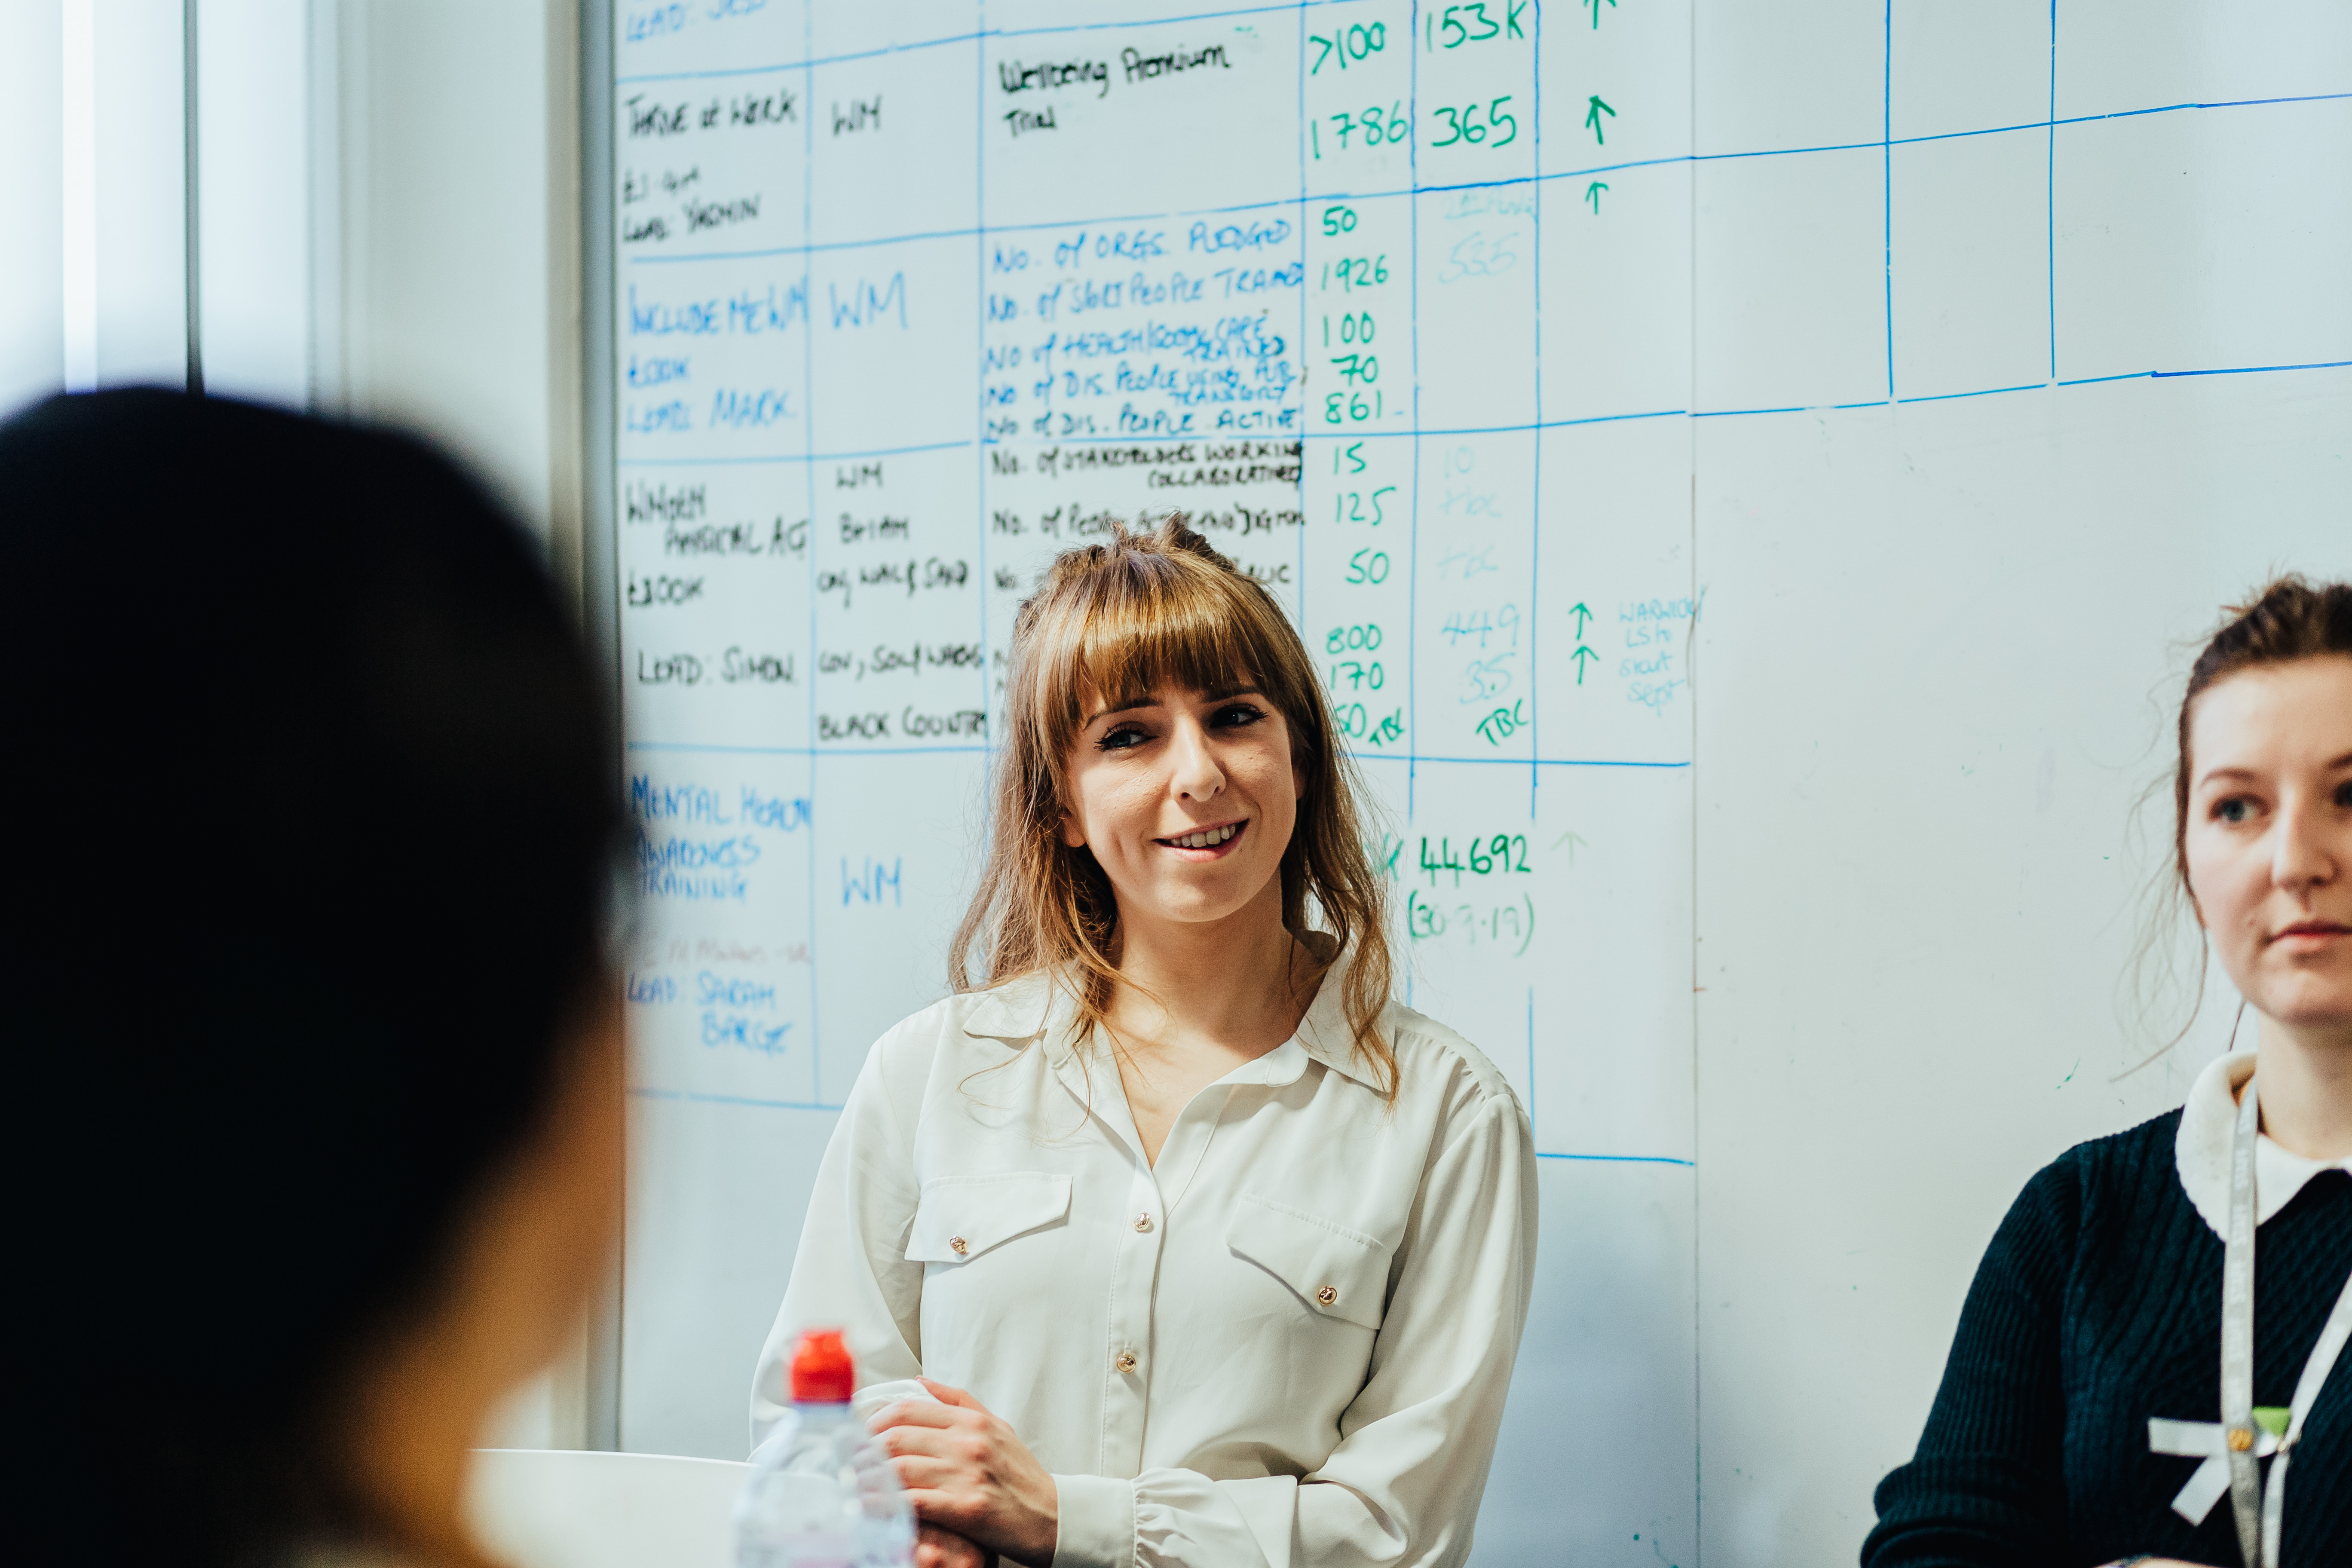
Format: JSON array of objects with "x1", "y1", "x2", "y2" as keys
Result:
[{"x1": 2, "y1": 389, "x2": 623, "y2": 1568}]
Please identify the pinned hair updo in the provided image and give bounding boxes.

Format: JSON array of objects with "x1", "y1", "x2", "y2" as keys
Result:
[{"x1": 2172, "y1": 575, "x2": 2352, "y2": 890}]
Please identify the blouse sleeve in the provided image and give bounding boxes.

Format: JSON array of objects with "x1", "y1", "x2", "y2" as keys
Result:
[
  {"x1": 1859, "y1": 1161, "x2": 2077, "y2": 1568},
  {"x1": 748, "y1": 1027, "x2": 930, "y2": 1450},
  {"x1": 1051, "y1": 1079, "x2": 1540, "y2": 1568}
]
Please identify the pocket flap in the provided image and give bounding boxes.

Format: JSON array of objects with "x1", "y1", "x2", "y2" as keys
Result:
[
  {"x1": 1225, "y1": 1191, "x2": 1391, "y2": 1331},
  {"x1": 906, "y1": 1172, "x2": 1072, "y2": 1263}
]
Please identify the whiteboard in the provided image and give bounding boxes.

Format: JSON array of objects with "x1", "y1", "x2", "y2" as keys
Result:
[{"x1": 598, "y1": 4, "x2": 2352, "y2": 1563}]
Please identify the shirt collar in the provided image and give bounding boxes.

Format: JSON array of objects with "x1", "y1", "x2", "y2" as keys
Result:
[
  {"x1": 959, "y1": 969, "x2": 1055, "y2": 1044},
  {"x1": 954, "y1": 935, "x2": 1385, "y2": 1090},
  {"x1": 1286, "y1": 936, "x2": 1387, "y2": 1090},
  {"x1": 2175, "y1": 1048, "x2": 2352, "y2": 1237},
  {"x1": 959, "y1": 973, "x2": 1106, "y2": 1118}
]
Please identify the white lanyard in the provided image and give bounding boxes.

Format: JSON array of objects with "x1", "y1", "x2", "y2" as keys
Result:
[{"x1": 2146, "y1": 1075, "x2": 2352, "y2": 1568}]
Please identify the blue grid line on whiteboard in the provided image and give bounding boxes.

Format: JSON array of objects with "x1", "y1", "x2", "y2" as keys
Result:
[
  {"x1": 614, "y1": 1, "x2": 2349, "y2": 1139},
  {"x1": 1404, "y1": 0, "x2": 1421, "y2": 824},
  {"x1": 616, "y1": 92, "x2": 2352, "y2": 267},
  {"x1": 971, "y1": 0, "x2": 992, "y2": 854},
  {"x1": 615, "y1": 61, "x2": 2349, "y2": 459},
  {"x1": 799, "y1": 5, "x2": 822, "y2": 1107},
  {"x1": 626, "y1": 1090, "x2": 1695, "y2": 1164},
  {"x1": 1525, "y1": 0, "x2": 1544, "y2": 825},
  {"x1": 1880, "y1": 0, "x2": 1894, "y2": 403},
  {"x1": 1520, "y1": 989, "x2": 1696, "y2": 1167},
  {"x1": 1293, "y1": 4, "x2": 1308, "y2": 636},
  {"x1": 626, "y1": 741, "x2": 1694, "y2": 768},
  {"x1": 632, "y1": 1087, "x2": 842, "y2": 1113},
  {"x1": 628, "y1": 1083, "x2": 1699, "y2": 1162},
  {"x1": 1536, "y1": 1152, "x2": 1694, "y2": 1164},
  {"x1": 2046, "y1": 0, "x2": 2058, "y2": 383},
  {"x1": 617, "y1": 0, "x2": 2347, "y2": 492},
  {"x1": 611, "y1": 354, "x2": 2352, "y2": 470},
  {"x1": 616, "y1": 0, "x2": 1328, "y2": 83},
  {"x1": 617, "y1": 0, "x2": 2343, "y2": 123}
]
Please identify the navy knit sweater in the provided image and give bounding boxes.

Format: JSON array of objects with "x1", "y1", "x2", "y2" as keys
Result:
[{"x1": 1863, "y1": 1110, "x2": 2352, "y2": 1568}]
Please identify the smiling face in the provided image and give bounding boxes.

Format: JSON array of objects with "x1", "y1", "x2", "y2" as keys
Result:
[
  {"x1": 2182, "y1": 655, "x2": 2352, "y2": 1035},
  {"x1": 1060, "y1": 682, "x2": 1304, "y2": 937}
]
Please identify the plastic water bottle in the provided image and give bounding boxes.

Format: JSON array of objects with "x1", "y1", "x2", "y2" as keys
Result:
[{"x1": 735, "y1": 1329, "x2": 916, "y2": 1568}]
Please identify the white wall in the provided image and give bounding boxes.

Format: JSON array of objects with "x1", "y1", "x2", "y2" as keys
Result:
[
  {"x1": 330, "y1": 0, "x2": 584, "y2": 591},
  {"x1": 196, "y1": 0, "x2": 312, "y2": 406},
  {"x1": 90, "y1": 0, "x2": 191, "y2": 389},
  {"x1": 2, "y1": 0, "x2": 582, "y2": 573},
  {"x1": 0, "y1": 4, "x2": 64, "y2": 414},
  {"x1": 0, "y1": 1, "x2": 188, "y2": 411}
]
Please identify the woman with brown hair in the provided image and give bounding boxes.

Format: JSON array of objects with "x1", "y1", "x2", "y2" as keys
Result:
[
  {"x1": 754, "y1": 521, "x2": 1538, "y2": 1568},
  {"x1": 1864, "y1": 578, "x2": 2352, "y2": 1568}
]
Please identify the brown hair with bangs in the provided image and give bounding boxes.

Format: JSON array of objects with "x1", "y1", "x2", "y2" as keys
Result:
[{"x1": 948, "y1": 518, "x2": 1399, "y2": 1098}]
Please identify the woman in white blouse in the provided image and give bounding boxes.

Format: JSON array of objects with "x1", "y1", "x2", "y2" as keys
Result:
[{"x1": 754, "y1": 520, "x2": 1539, "y2": 1568}]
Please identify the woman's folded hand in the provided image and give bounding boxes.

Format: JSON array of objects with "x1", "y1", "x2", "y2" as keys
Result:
[
  {"x1": 916, "y1": 1523, "x2": 992, "y2": 1568},
  {"x1": 875, "y1": 1378, "x2": 1058, "y2": 1568}
]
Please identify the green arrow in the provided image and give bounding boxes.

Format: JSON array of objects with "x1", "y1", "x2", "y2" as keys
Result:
[
  {"x1": 1570, "y1": 601, "x2": 1592, "y2": 637},
  {"x1": 1571, "y1": 643, "x2": 1599, "y2": 684},
  {"x1": 1585, "y1": 0, "x2": 1615, "y2": 27},
  {"x1": 1584, "y1": 181, "x2": 1608, "y2": 213},
  {"x1": 1550, "y1": 829, "x2": 1589, "y2": 860},
  {"x1": 1584, "y1": 95, "x2": 1615, "y2": 144}
]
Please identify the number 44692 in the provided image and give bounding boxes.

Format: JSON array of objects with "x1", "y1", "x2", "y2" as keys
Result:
[{"x1": 1419, "y1": 833, "x2": 1532, "y2": 885}]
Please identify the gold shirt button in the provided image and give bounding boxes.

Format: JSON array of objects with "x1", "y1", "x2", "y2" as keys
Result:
[
  {"x1": 1134, "y1": 1213, "x2": 1153, "y2": 1232},
  {"x1": 2229, "y1": 1427, "x2": 2255, "y2": 1453},
  {"x1": 1113, "y1": 1351, "x2": 1137, "y2": 1374},
  {"x1": 1316, "y1": 1285, "x2": 1338, "y2": 1306},
  {"x1": 949, "y1": 1235, "x2": 968, "y2": 1256}
]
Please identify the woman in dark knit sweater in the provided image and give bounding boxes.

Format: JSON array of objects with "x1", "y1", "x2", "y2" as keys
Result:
[{"x1": 1864, "y1": 579, "x2": 2352, "y2": 1568}]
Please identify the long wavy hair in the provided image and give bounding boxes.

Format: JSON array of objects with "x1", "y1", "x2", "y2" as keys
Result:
[{"x1": 949, "y1": 518, "x2": 1399, "y2": 1098}]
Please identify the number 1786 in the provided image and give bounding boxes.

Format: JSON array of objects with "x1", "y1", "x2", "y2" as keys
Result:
[{"x1": 1311, "y1": 101, "x2": 1409, "y2": 158}]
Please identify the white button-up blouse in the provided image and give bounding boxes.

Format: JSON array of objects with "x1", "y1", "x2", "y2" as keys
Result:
[{"x1": 751, "y1": 952, "x2": 1539, "y2": 1568}]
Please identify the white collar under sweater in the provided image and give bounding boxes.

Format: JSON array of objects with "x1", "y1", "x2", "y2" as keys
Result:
[{"x1": 2176, "y1": 1048, "x2": 2352, "y2": 1237}]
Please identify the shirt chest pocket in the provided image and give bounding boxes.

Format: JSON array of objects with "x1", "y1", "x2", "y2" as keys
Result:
[
  {"x1": 906, "y1": 1171, "x2": 1072, "y2": 1264},
  {"x1": 1225, "y1": 1190, "x2": 1393, "y2": 1332}
]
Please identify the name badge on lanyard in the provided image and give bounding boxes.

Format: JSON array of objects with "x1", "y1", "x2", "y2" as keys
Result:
[{"x1": 2145, "y1": 1075, "x2": 2352, "y2": 1568}]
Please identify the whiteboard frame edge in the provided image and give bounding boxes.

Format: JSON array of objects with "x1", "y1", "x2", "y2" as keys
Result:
[{"x1": 577, "y1": 0, "x2": 624, "y2": 1456}]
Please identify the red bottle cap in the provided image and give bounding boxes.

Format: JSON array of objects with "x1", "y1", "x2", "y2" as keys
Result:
[{"x1": 790, "y1": 1328, "x2": 855, "y2": 1403}]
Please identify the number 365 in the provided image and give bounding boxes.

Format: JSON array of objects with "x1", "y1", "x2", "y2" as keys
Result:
[{"x1": 1430, "y1": 95, "x2": 1517, "y2": 149}]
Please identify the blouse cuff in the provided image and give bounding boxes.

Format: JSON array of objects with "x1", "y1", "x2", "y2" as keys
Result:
[{"x1": 1049, "y1": 1472, "x2": 1136, "y2": 1568}]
